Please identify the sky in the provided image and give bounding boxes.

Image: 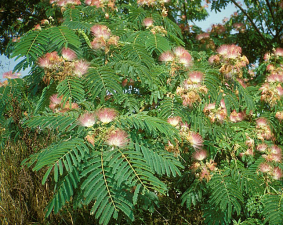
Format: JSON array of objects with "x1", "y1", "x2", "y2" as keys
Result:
[{"x1": 0, "y1": 1, "x2": 241, "y2": 81}]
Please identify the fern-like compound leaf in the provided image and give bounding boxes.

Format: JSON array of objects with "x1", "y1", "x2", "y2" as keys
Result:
[{"x1": 262, "y1": 193, "x2": 283, "y2": 225}]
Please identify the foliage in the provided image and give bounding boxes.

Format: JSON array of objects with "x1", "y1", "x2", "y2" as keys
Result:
[{"x1": 1, "y1": 0, "x2": 283, "y2": 224}]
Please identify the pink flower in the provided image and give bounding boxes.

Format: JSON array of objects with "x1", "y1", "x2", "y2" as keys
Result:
[
  {"x1": 187, "y1": 132, "x2": 203, "y2": 150},
  {"x1": 167, "y1": 116, "x2": 182, "y2": 127},
  {"x1": 173, "y1": 47, "x2": 187, "y2": 57},
  {"x1": 143, "y1": 18, "x2": 154, "y2": 27},
  {"x1": 233, "y1": 23, "x2": 245, "y2": 32},
  {"x1": 259, "y1": 163, "x2": 272, "y2": 173},
  {"x1": 2, "y1": 71, "x2": 20, "y2": 79},
  {"x1": 41, "y1": 19, "x2": 49, "y2": 25},
  {"x1": 271, "y1": 153, "x2": 282, "y2": 162},
  {"x1": 229, "y1": 110, "x2": 238, "y2": 122},
  {"x1": 215, "y1": 110, "x2": 226, "y2": 122},
  {"x1": 159, "y1": 51, "x2": 174, "y2": 62},
  {"x1": 256, "y1": 117, "x2": 268, "y2": 128},
  {"x1": 267, "y1": 73, "x2": 282, "y2": 83},
  {"x1": 50, "y1": 94, "x2": 62, "y2": 105},
  {"x1": 178, "y1": 53, "x2": 192, "y2": 67},
  {"x1": 274, "y1": 48, "x2": 283, "y2": 57},
  {"x1": 38, "y1": 56, "x2": 51, "y2": 68},
  {"x1": 45, "y1": 51, "x2": 60, "y2": 61},
  {"x1": 264, "y1": 53, "x2": 271, "y2": 61},
  {"x1": 189, "y1": 71, "x2": 203, "y2": 84},
  {"x1": 96, "y1": 108, "x2": 117, "y2": 123},
  {"x1": 220, "y1": 99, "x2": 226, "y2": 108},
  {"x1": 196, "y1": 33, "x2": 210, "y2": 41},
  {"x1": 74, "y1": 60, "x2": 89, "y2": 77},
  {"x1": 217, "y1": 44, "x2": 242, "y2": 59},
  {"x1": 78, "y1": 112, "x2": 96, "y2": 127},
  {"x1": 245, "y1": 148, "x2": 254, "y2": 156},
  {"x1": 34, "y1": 24, "x2": 41, "y2": 30},
  {"x1": 204, "y1": 103, "x2": 216, "y2": 112},
  {"x1": 256, "y1": 143, "x2": 267, "y2": 152},
  {"x1": 275, "y1": 111, "x2": 283, "y2": 121},
  {"x1": 49, "y1": 94, "x2": 62, "y2": 110},
  {"x1": 216, "y1": 44, "x2": 229, "y2": 55},
  {"x1": 106, "y1": 129, "x2": 129, "y2": 148},
  {"x1": 199, "y1": 167, "x2": 211, "y2": 181},
  {"x1": 91, "y1": 25, "x2": 111, "y2": 40},
  {"x1": 271, "y1": 145, "x2": 281, "y2": 155},
  {"x1": 266, "y1": 64, "x2": 275, "y2": 71},
  {"x1": 173, "y1": 47, "x2": 192, "y2": 66},
  {"x1": 62, "y1": 47, "x2": 77, "y2": 61},
  {"x1": 230, "y1": 111, "x2": 245, "y2": 122},
  {"x1": 272, "y1": 167, "x2": 282, "y2": 180},
  {"x1": 192, "y1": 149, "x2": 207, "y2": 161},
  {"x1": 237, "y1": 112, "x2": 246, "y2": 121},
  {"x1": 85, "y1": 0, "x2": 101, "y2": 7},
  {"x1": 91, "y1": 37, "x2": 106, "y2": 49}
]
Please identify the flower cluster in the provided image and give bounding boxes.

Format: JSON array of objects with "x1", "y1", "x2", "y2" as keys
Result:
[
  {"x1": 229, "y1": 110, "x2": 246, "y2": 123},
  {"x1": 77, "y1": 108, "x2": 127, "y2": 148},
  {"x1": 2, "y1": 71, "x2": 21, "y2": 79},
  {"x1": 255, "y1": 117, "x2": 273, "y2": 141},
  {"x1": 90, "y1": 24, "x2": 119, "y2": 51},
  {"x1": 257, "y1": 144, "x2": 282, "y2": 180},
  {"x1": 203, "y1": 99, "x2": 227, "y2": 123},
  {"x1": 79, "y1": 112, "x2": 96, "y2": 127},
  {"x1": 137, "y1": 0, "x2": 170, "y2": 7},
  {"x1": 142, "y1": 17, "x2": 154, "y2": 28},
  {"x1": 176, "y1": 71, "x2": 208, "y2": 107},
  {"x1": 33, "y1": 18, "x2": 51, "y2": 31},
  {"x1": 96, "y1": 108, "x2": 117, "y2": 124},
  {"x1": 38, "y1": 50, "x2": 89, "y2": 84},
  {"x1": 106, "y1": 129, "x2": 129, "y2": 148},
  {"x1": 209, "y1": 44, "x2": 249, "y2": 80},
  {"x1": 85, "y1": 0, "x2": 116, "y2": 10},
  {"x1": 150, "y1": 26, "x2": 167, "y2": 36},
  {"x1": 210, "y1": 24, "x2": 226, "y2": 35},
  {"x1": 260, "y1": 48, "x2": 283, "y2": 106},
  {"x1": 190, "y1": 159, "x2": 217, "y2": 182},
  {"x1": 195, "y1": 31, "x2": 216, "y2": 50},
  {"x1": 233, "y1": 23, "x2": 245, "y2": 33},
  {"x1": 166, "y1": 116, "x2": 207, "y2": 156},
  {"x1": 240, "y1": 136, "x2": 255, "y2": 157},
  {"x1": 49, "y1": 94, "x2": 79, "y2": 113},
  {"x1": 165, "y1": 140, "x2": 180, "y2": 157},
  {"x1": 275, "y1": 111, "x2": 283, "y2": 121},
  {"x1": 196, "y1": 33, "x2": 210, "y2": 41},
  {"x1": 159, "y1": 47, "x2": 192, "y2": 68},
  {"x1": 50, "y1": 0, "x2": 81, "y2": 6}
]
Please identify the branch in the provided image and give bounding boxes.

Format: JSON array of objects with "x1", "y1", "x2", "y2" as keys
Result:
[
  {"x1": 230, "y1": 0, "x2": 270, "y2": 47},
  {"x1": 183, "y1": 2, "x2": 189, "y2": 29},
  {"x1": 265, "y1": 0, "x2": 276, "y2": 29}
]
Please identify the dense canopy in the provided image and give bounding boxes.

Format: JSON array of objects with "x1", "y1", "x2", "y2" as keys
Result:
[{"x1": 1, "y1": 0, "x2": 283, "y2": 224}]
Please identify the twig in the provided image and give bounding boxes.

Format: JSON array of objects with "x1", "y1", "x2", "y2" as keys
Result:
[{"x1": 230, "y1": 0, "x2": 270, "y2": 47}]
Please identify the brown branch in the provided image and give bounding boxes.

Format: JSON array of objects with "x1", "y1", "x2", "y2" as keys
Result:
[
  {"x1": 230, "y1": 0, "x2": 271, "y2": 47},
  {"x1": 265, "y1": 0, "x2": 276, "y2": 28},
  {"x1": 183, "y1": 2, "x2": 188, "y2": 28}
]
